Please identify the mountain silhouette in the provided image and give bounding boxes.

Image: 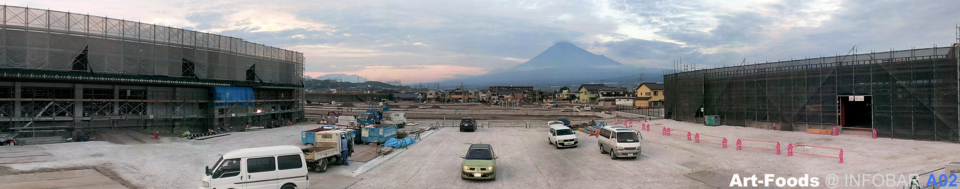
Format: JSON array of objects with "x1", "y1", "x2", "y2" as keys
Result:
[
  {"x1": 438, "y1": 42, "x2": 661, "y2": 87},
  {"x1": 513, "y1": 42, "x2": 625, "y2": 70}
]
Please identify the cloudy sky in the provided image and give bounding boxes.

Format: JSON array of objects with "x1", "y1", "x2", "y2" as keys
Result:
[{"x1": 12, "y1": 0, "x2": 960, "y2": 83}]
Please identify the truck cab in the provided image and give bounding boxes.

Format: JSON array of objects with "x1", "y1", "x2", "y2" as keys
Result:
[
  {"x1": 382, "y1": 112, "x2": 407, "y2": 128},
  {"x1": 357, "y1": 113, "x2": 375, "y2": 125}
]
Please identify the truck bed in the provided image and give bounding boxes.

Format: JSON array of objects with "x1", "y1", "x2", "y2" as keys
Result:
[{"x1": 302, "y1": 145, "x2": 340, "y2": 162}]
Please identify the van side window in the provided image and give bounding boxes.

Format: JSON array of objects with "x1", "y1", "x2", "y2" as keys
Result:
[
  {"x1": 247, "y1": 157, "x2": 276, "y2": 173},
  {"x1": 215, "y1": 159, "x2": 241, "y2": 178},
  {"x1": 277, "y1": 155, "x2": 303, "y2": 170}
]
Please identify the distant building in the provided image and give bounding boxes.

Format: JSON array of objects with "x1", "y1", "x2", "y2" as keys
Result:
[
  {"x1": 598, "y1": 96, "x2": 639, "y2": 106},
  {"x1": 635, "y1": 83, "x2": 664, "y2": 107},
  {"x1": 425, "y1": 90, "x2": 437, "y2": 101},
  {"x1": 393, "y1": 93, "x2": 421, "y2": 101},
  {"x1": 489, "y1": 86, "x2": 534, "y2": 93},
  {"x1": 577, "y1": 84, "x2": 606, "y2": 103}
]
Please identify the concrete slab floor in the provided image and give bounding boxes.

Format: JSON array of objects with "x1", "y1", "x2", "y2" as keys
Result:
[
  {"x1": 0, "y1": 169, "x2": 126, "y2": 189},
  {"x1": 349, "y1": 127, "x2": 709, "y2": 189}
]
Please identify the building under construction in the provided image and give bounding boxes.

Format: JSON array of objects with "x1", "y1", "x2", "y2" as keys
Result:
[
  {"x1": 665, "y1": 44, "x2": 960, "y2": 142},
  {"x1": 0, "y1": 6, "x2": 304, "y2": 141}
]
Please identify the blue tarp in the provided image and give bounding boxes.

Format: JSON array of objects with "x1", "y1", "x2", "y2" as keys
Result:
[
  {"x1": 384, "y1": 137, "x2": 415, "y2": 148},
  {"x1": 213, "y1": 87, "x2": 255, "y2": 106}
]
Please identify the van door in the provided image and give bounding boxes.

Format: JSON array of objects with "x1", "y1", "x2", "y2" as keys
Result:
[
  {"x1": 276, "y1": 154, "x2": 308, "y2": 188},
  {"x1": 210, "y1": 158, "x2": 242, "y2": 189},
  {"x1": 243, "y1": 156, "x2": 279, "y2": 189}
]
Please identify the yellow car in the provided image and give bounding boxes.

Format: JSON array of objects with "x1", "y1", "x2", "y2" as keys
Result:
[{"x1": 460, "y1": 144, "x2": 497, "y2": 180}]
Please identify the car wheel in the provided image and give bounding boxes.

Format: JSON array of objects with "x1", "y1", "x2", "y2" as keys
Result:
[
  {"x1": 555, "y1": 143, "x2": 561, "y2": 149},
  {"x1": 610, "y1": 150, "x2": 617, "y2": 159},
  {"x1": 281, "y1": 183, "x2": 297, "y2": 189},
  {"x1": 600, "y1": 144, "x2": 607, "y2": 154},
  {"x1": 548, "y1": 138, "x2": 552, "y2": 145},
  {"x1": 318, "y1": 159, "x2": 328, "y2": 173}
]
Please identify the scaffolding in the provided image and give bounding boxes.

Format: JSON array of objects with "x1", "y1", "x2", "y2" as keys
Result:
[
  {"x1": 0, "y1": 6, "x2": 305, "y2": 138},
  {"x1": 665, "y1": 43, "x2": 960, "y2": 142},
  {"x1": 0, "y1": 5, "x2": 304, "y2": 84}
]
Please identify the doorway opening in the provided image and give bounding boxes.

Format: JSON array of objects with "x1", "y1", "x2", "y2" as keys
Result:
[{"x1": 838, "y1": 95, "x2": 872, "y2": 128}]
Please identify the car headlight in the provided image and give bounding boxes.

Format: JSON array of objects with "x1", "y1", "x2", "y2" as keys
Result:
[
  {"x1": 487, "y1": 166, "x2": 493, "y2": 171},
  {"x1": 617, "y1": 146, "x2": 624, "y2": 150},
  {"x1": 463, "y1": 166, "x2": 469, "y2": 170}
]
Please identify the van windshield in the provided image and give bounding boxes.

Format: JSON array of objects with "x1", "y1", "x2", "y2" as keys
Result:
[
  {"x1": 556, "y1": 129, "x2": 574, "y2": 135},
  {"x1": 617, "y1": 132, "x2": 639, "y2": 143}
]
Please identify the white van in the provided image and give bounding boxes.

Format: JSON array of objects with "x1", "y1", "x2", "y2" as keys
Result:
[
  {"x1": 201, "y1": 145, "x2": 309, "y2": 189},
  {"x1": 597, "y1": 126, "x2": 641, "y2": 159},
  {"x1": 548, "y1": 125, "x2": 578, "y2": 149}
]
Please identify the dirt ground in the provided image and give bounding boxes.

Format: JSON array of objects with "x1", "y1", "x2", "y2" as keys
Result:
[
  {"x1": 0, "y1": 164, "x2": 135, "y2": 188},
  {"x1": 0, "y1": 106, "x2": 958, "y2": 188}
]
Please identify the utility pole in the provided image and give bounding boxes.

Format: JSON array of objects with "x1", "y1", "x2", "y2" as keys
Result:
[{"x1": 460, "y1": 82, "x2": 465, "y2": 103}]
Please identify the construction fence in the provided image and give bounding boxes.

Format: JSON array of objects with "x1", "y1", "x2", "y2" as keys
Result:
[
  {"x1": 615, "y1": 105, "x2": 664, "y2": 118},
  {"x1": 665, "y1": 46, "x2": 960, "y2": 142}
]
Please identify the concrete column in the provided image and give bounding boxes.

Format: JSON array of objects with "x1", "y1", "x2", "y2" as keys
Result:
[
  {"x1": 113, "y1": 86, "x2": 120, "y2": 115},
  {"x1": 14, "y1": 82, "x2": 21, "y2": 118},
  {"x1": 74, "y1": 84, "x2": 83, "y2": 124},
  {"x1": 146, "y1": 86, "x2": 153, "y2": 117}
]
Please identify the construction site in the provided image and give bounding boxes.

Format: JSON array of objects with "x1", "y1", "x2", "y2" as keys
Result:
[
  {"x1": 665, "y1": 44, "x2": 960, "y2": 142},
  {"x1": 0, "y1": 5, "x2": 306, "y2": 145},
  {"x1": 0, "y1": 4, "x2": 958, "y2": 189}
]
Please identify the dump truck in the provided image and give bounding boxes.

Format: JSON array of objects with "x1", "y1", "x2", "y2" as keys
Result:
[
  {"x1": 301, "y1": 128, "x2": 355, "y2": 154},
  {"x1": 302, "y1": 130, "x2": 352, "y2": 173}
]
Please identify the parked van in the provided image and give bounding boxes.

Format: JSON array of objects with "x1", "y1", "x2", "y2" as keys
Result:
[
  {"x1": 201, "y1": 145, "x2": 309, "y2": 189},
  {"x1": 597, "y1": 126, "x2": 641, "y2": 159},
  {"x1": 548, "y1": 125, "x2": 578, "y2": 149}
]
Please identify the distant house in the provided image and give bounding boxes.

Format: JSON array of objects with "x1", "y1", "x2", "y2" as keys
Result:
[
  {"x1": 577, "y1": 84, "x2": 606, "y2": 103},
  {"x1": 489, "y1": 86, "x2": 534, "y2": 93},
  {"x1": 555, "y1": 88, "x2": 578, "y2": 102},
  {"x1": 437, "y1": 89, "x2": 448, "y2": 102},
  {"x1": 635, "y1": 83, "x2": 664, "y2": 107},
  {"x1": 598, "y1": 96, "x2": 639, "y2": 106},
  {"x1": 597, "y1": 87, "x2": 627, "y2": 97},
  {"x1": 425, "y1": 90, "x2": 437, "y2": 101},
  {"x1": 449, "y1": 88, "x2": 476, "y2": 102},
  {"x1": 478, "y1": 90, "x2": 491, "y2": 102}
]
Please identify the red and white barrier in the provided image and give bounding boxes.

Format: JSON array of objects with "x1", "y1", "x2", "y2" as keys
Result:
[
  {"x1": 735, "y1": 139, "x2": 781, "y2": 155},
  {"x1": 787, "y1": 143, "x2": 844, "y2": 164},
  {"x1": 697, "y1": 133, "x2": 727, "y2": 148}
]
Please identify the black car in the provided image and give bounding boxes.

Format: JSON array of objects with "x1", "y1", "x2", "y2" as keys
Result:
[
  {"x1": 460, "y1": 117, "x2": 477, "y2": 132},
  {"x1": 556, "y1": 117, "x2": 571, "y2": 126}
]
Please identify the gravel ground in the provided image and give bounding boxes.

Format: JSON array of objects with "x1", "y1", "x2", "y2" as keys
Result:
[
  {"x1": 2, "y1": 116, "x2": 958, "y2": 188},
  {"x1": 350, "y1": 126, "x2": 710, "y2": 189},
  {"x1": 638, "y1": 119, "x2": 960, "y2": 178},
  {"x1": 2, "y1": 123, "x2": 339, "y2": 188}
]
